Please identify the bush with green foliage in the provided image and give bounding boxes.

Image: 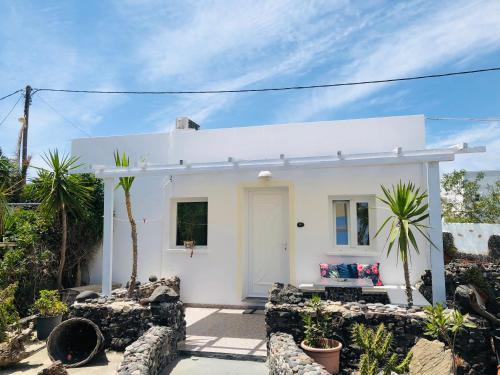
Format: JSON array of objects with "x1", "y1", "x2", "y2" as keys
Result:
[
  {"x1": 301, "y1": 295, "x2": 334, "y2": 349},
  {"x1": 351, "y1": 323, "x2": 412, "y2": 375},
  {"x1": 0, "y1": 283, "x2": 20, "y2": 342},
  {"x1": 34, "y1": 290, "x2": 68, "y2": 317},
  {"x1": 424, "y1": 303, "x2": 475, "y2": 374},
  {"x1": 441, "y1": 170, "x2": 499, "y2": 224},
  {"x1": 0, "y1": 209, "x2": 57, "y2": 316}
]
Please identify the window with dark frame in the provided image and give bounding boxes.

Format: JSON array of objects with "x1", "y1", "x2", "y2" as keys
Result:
[
  {"x1": 333, "y1": 199, "x2": 370, "y2": 247},
  {"x1": 176, "y1": 201, "x2": 208, "y2": 246}
]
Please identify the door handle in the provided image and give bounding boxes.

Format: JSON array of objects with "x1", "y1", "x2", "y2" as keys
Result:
[{"x1": 283, "y1": 242, "x2": 288, "y2": 252}]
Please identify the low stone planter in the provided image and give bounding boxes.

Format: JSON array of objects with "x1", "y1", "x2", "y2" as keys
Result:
[
  {"x1": 117, "y1": 326, "x2": 177, "y2": 375},
  {"x1": 269, "y1": 332, "x2": 330, "y2": 375},
  {"x1": 266, "y1": 283, "x2": 495, "y2": 374},
  {"x1": 68, "y1": 277, "x2": 185, "y2": 350}
]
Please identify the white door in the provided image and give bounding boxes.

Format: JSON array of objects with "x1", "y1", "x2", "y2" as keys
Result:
[{"x1": 247, "y1": 188, "x2": 289, "y2": 297}]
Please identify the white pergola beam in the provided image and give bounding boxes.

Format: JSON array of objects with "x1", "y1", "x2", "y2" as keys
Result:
[
  {"x1": 81, "y1": 146, "x2": 486, "y2": 178},
  {"x1": 102, "y1": 178, "x2": 114, "y2": 296}
]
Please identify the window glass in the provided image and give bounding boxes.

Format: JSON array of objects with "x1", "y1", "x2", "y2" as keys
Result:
[
  {"x1": 356, "y1": 202, "x2": 370, "y2": 245},
  {"x1": 335, "y1": 201, "x2": 349, "y2": 245},
  {"x1": 176, "y1": 201, "x2": 208, "y2": 246}
]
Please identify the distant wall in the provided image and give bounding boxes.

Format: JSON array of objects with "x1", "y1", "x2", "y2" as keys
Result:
[{"x1": 443, "y1": 222, "x2": 500, "y2": 255}]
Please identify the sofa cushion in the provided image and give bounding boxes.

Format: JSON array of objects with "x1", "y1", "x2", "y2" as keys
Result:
[
  {"x1": 319, "y1": 263, "x2": 340, "y2": 278},
  {"x1": 357, "y1": 263, "x2": 383, "y2": 286}
]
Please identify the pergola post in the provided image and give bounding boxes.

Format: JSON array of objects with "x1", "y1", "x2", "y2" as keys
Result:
[
  {"x1": 102, "y1": 178, "x2": 114, "y2": 296},
  {"x1": 426, "y1": 161, "x2": 446, "y2": 305}
]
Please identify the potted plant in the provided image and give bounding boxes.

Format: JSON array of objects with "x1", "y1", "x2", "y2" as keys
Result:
[
  {"x1": 35, "y1": 290, "x2": 68, "y2": 340},
  {"x1": 183, "y1": 223, "x2": 196, "y2": 258},
  {"x1": 300, "y1": 295, "x2": 342, "y2": 374}
]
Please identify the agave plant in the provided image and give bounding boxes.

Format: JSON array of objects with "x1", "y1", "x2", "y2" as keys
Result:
[
  {"x1": 114, "y1": 151, "x2": 138, "y2": 298},
  {"x1": 375, "y1": 181, "x2": 435, "y2": 307},
  {"x1": 33, "y1": 150, "x2": 92, "y2": 290}
]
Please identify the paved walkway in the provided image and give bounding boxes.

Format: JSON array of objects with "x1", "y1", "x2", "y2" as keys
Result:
[
  {"x1": 0, "y1": 345, "x2": 123, "y2": 375},
  {"x1": 179, "y1": 307, "x2": 267, "y2": 359},
  {"x1": 164, "y1": 356, "x2": 267, "y2": 375}
]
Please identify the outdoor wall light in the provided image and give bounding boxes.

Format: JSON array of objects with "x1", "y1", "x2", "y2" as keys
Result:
[{"x1": 258, "y1": 170, "x2": 272, "y2": 179}]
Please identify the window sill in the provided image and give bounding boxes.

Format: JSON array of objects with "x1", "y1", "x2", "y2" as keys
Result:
[
  {"x1": 165, "y1": 248, "x2": 211, "y2": 254},
  {"x1": 326, "y1": 249, "x2": 378, "y2": 257}
]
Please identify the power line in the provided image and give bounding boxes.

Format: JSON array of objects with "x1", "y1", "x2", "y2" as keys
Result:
[
  {"x1": 0, "y1": 93, "x2": 23, "y2": 128},
  {"x1": 0, "y1": 89, "x2": 24, "y2": 102},
  {"x1": 426, "y1": 116, "x2": 500, "y2": 123},
  {"x1": 35, "y1": 94, "x2": 92, "y2": 137},
  {"x1": 31, "y1": 66, "x2": 500, "y2": 95}
]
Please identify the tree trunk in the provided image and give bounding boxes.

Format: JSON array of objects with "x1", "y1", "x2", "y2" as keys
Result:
[
  {"x1": 403, "y1": 259, "x2": 413, "y2": 308},
  {"x1": 57, "y1": 206, "x2": 67, "y2": 291},
  {"x1": 75, "y1": 261, "x2": 81, "y2": 287},
  {"x1": 125, "y1": 190, "x2": 138, "y2": 298}
]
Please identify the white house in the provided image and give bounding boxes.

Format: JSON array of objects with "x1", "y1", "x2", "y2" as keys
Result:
[{"x1": 71, "y1": 115, "x2": 484, "y2": 306}]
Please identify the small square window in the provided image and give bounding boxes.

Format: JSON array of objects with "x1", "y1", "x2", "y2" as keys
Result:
[{"x1": 176, "y1": 201, "x2": 208, "y2": 246}]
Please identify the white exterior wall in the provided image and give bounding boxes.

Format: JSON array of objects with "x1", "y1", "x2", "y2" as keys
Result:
[
  {"x1": 72, "y1": 115, "x2": 434, "y2": 305},
  {"x1": 443, "y1": 222, "x2": 500, "y2": 255}
]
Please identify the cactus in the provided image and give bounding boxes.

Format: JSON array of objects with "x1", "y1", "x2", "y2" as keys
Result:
[{"x1": 352, "y1": 323, "x2": 412, "y2": 375}]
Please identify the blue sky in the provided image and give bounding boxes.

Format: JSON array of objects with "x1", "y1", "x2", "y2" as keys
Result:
[{"x1": 0, "y1": 0, "x2": 499, "y2": 173}]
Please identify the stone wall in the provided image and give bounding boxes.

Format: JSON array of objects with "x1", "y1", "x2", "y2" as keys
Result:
[
  {"x1": 266, "y1": 284, "x2": 495, "y2": 374},
  {"x1": 268, "y1": 332, "x2": 330, "y2": 375},
  {"x1": 112, "y1": 277, "x2": 181, "y2": 300},
  {"x1": 417, "y1": 257, "x2": 500, "y2": 313},
  {"x1": 68, "y1": 277, "x2": 185, "y2": 350},
  {"x1": 117, "y1": 326, "x2": 177, "y2": 375}
]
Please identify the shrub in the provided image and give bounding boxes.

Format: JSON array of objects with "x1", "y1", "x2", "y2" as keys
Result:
[
  {"x1": 488, "y1": 235, "x2": 500, "y2": 259},
  {"x1": 34, "y1": 290, "x2": 68, "y2": 317},
  {"x1": 301, "y1": 295, "x2": 333, "y2": 348},
  {"x1": 0, "y1": 209, "x2": 57, "y2": 316},
  {"x1": 0, "y1": 283, "x2": 19, "y2": 342},
  {"x1": 351, "y1": 323, "x2": 412, "y2": 375},
  {"x1": 443, "y1": 232, "x2": 457, "y2": 260},
  {"x1": 424, "y1": 303, "x2": 475, "y2": 374}
]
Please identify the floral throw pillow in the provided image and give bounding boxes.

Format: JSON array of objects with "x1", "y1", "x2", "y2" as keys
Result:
[
  {"x1": 320, "y1": 263, "x2": 340, "y2": 279},
  {"x1": 357, "y1": 263, "x2": 383, "y2": 286}
]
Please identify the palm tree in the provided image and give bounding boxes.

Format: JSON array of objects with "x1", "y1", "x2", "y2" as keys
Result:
[
  {"x1": 374, "y1": 181, "x2": 434, "y2": 307},
  {"x1": 114, "y1": 151, "x2": 138, "y2": 298},
  {"x1": 34, "y1": 150, "x2": 92, "y2": 290}
]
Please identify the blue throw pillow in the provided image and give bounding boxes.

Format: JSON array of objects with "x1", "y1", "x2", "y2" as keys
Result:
[
  {"x1": 347, "y1": 263, "x2": 359, "y2": 278},
  {"x1": 336, "y1": 263, "x2": 358, "y2": 278}
]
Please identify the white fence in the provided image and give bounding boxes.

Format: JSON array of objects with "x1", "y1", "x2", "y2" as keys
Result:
[{"x1": 443, "y1": 222, "x2": 500, "y2": 255}]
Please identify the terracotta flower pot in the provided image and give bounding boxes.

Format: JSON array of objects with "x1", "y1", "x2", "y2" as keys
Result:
[{"x1": 301, "y1": 338, "x2": 342, "y2": 374}]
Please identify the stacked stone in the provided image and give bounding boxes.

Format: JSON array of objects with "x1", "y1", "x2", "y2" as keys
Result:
[
  {"x1": 112, "y1": 276, "x2": 181, "y2": 300},
  {"x1": 69, "y1": 300, "x2": 153, "y2": 350},
  {"x1": 445, "y1": 259, "x2": 500, "y2": 298},
  {"x1": 117, "y1": 326, "x2": 176, "y2": 375},
  {"x1": 68, "y1": 277, "x2": 185, "y2": 350},
  {"x1": 266, "y1": 283, "x2": 495, "y2": 374},
  {"x1": 268, "y1": 332, "x2": 330, "y2": 375}
]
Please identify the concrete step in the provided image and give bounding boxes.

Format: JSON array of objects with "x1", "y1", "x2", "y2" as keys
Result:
[{"x1": 178, "y1": 348, "x2": 266, "y2": 362}]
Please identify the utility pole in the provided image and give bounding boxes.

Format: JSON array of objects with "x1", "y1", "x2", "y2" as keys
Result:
[{"x1": 21, "y1": 85, "x2": 32, "y2": 184}]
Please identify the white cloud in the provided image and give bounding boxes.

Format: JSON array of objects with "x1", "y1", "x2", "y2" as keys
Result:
[
  {"x1": 428, "y1": 123, "x2": 500, "y2": 173},
  {"x1": 285, "y1": 0, "x2": 500, "y2": 121}
]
